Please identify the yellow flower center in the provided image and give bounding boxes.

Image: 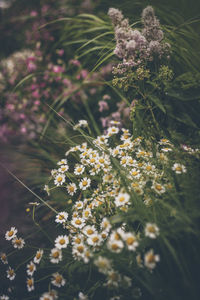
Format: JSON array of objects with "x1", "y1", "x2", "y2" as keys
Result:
[
  {"x1": 92, "y1": 236, "x2": 99, "y2": 243},
  {"x1": 87, "y1": 229, "x2": 94, "y2": 235},
  {"x1": 126, "y1": 237, "x2": 135, "y2": 245},
  {"x1": 75, "y1": 219, "x2": 82, "y2": 225},
  {"x1": 77, "y1": 245, "x2": 84, "y2": 253},
  {"x1": 53, "y1": 251, "x2": 59, "y2": 258},
  {"x1": 59, "y1": 238, "x2": 66, "y2": 245},
  {"x1": 8, "y1": 231, "x2": 14, "y2": 237}
]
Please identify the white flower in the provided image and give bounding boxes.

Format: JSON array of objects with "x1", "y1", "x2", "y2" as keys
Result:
[
  {"x1": 73, "y1": 120, "x2": 88, "y2": 130},
  {"x1": 50, "y1": 248, "x2": 62, "y2": 264},
  {"x1": 152, "y1": 182, "x2": 166, "y2": 194},
  {"x1": 54, "y1": 173, "x2": 65, "y2": 186},
  {"x1": 58, "y1": 164, "x2": 69, "y2": 173},
  {"x1": 0, "y1": 253, "x2": 8, "y2": 264},
  {"x1": 0, "y1": 295, "x2": 9, "y2": 300},
  {"x1": 67, "y1": 183, "x2": 77, "y2": 195},
  {"x1": 27, "y1": 277, "x2": 34, "y2": 292},
  {"x1": 121, "y1": 232, "x2": 138, "y2": 251},
  {"x1": 51, "y1": 273, "x2": 66, "y2": 287},
  {"x1": 107, "y1": 126, "x2": 119, "y2": 136},
  {"x1": 40, "y1": 293, "x2": 54, "y2": 300},
  {"x1": 12, "y1": 237, "x2": 25, "y2": 249},
  {"x1": 107, "y1": 239, "x2": 124, "y2": 253},
  {"x1": 83, "y1": 225, "x2": 96, "y2": 237},
  {"x1": 57, "y1": 159, "x2": 67, "y2": 165},
  {"x1": 75, "y1": 201, "x2": 84, "y2": 210},
  {"x1": 71, "y1": 217, "x2": 85, "y2": 229},
  {"x1": 55, "y1": 235, "x2": 69, "y2": 249},
  {"x1": 115, "y1": 193, "x2": 130, "y2": 207},
  {"x1": 78, "y1": 292, "x2": 89, "y2": 300},
  {"x1": 145, "y1": 223, "x2": 159, "y2": 239},
  {"x1": 100, "y1": 218, "x2": 111, "y2": 232},
  {"x1": 6, "y1": 267, "x2": 16, "y2": 280},
  {"x1": 87, "y1": 233, "x2": 102, "y2": 246},
  {"x1": 144, "y1": 249, "x2": 160, "y2": 269},
  {"x1": 172, "y1": 163, "x2": 187, "y2": 174},
  {"x1": 5, "y1": 227, "x2": 17, "y2": 241},
  {"x1": 55, "y1": 212, "x2": 68, "y2": 224},
  {"x1": 33, "y1": 249, "x2": 43, "y2": 264},
  {"x1": 79, "y1": 177, "x2": 91, "y2": 190},
  {"x1": 26, "y1": 261, "x2": 36, "y2": 276},
  {"x1": 94, "y1": 256, "x2": 112, "y2": 274},
  {"x1": 74, "y1": 165, "x2": 85, "y2": 175}
]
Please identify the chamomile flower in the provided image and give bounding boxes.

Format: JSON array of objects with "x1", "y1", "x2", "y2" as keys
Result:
[
  {"x1": 101, "y1": 218, "x2": 112, "y2": 232},
  {"x1": 83, "y1": 225, "x2": 96, "y2": 237},
  {"x1": 172, "y1": 163, "x2": 187, "y2": 174},
  {"x1": 144, "y1": 249, "x2": 160, "y2": 269},
  {"x1": 12, "y1": 237, "x2": 25, "y2": 249},
  {"x1": 5, "y1": 227, "x2": 17, "y2": 241},
  {"x1": 74, "y1": 165, "x2": 85, "y2": 175},
  {"x1": 106, "y1": 270, "x2": 121, "y2": 287},
  {"x1": 6, "y1": 267, "x2": 16, "y2": 280},
  {"x1": 130, "y1": 168, "x2": 141, "y2": 179},
  {"x1": 26, "y1": 261, "x2": 36, "y2": 276},
  {"x1": 122, "y1": 232, "x2": 138, "y2": 251},
  {"x1": 152, "y1": 182, "x2": 166, "y2": 194},
  {"x1": 82, "y1": 208, "x2": 92, "y2": 219},
  {"x1": 51, "y1": 273, "x2": 66, "y2": 287},
  {"x1": 55, "y1": 235, "x2": 69, "y2": 249},
  {"x1": 58, "y1": 164, "x2": 69, "y2": 173},
  {"x1": 145, "y1": 223, "x2": 160, "y2": 239},
  {"x1": 40, "y1": 293, "x2": 54, "y2": 300},
  {"x1": 115, "y1": 193, "x2": 130, "y2": 207},
  {"x1": 107, "y1": 238, "x2": 124, "y2": 253},
  {"x1": 50, "y1": 248, "x2": 62, "y2": 264},
  {"x1": 107, "y1": 126, "x2": 119, "y2": 136},
  {"x1": 27, "y1": 277, "x2": 34, "y2": 292},
  {"x1": 67, "y1": 183, "x2": 77, "y2": 195},
  {"x1": 87, "y1": 233, "x2": 103, "y2": 247},
  {"x1": 34, "y1": 249, "x2": 44, "y2": 264},
  {"x1": 73, "y1": 120, "x2": 88, "y2": 130},
  {"x1": 57, "y1": 159, "x2": 67, "y2": 166},
  {"x1": 75, "y1": 201, "x2": 84, "y2": 210},
  {"x1": 54, "y1": 173, "x2": 65, "y2": 186},
  {"x1": 71, "y1": 217, "x2": 85, "y2": 229},
  {"x1": 0, "y1": 253, "x2": 8, "y2": 264},
  {"x1": 79, "y1": 177, "x2": 91, "y2": 190},
  {"x1": 94, "y1": 256, "x2": 112, "y2": 274},
  {"x1": 55, "y1": 212, "x2": 68, "y2": 224},
  {"x1": 0, "y1": 295, "x2": 9, "y2": 300}
]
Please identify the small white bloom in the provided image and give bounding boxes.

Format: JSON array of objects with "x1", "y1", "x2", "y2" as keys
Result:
[
  {"x1": 74, "y1": 165, "x2": 85, "y2": 175},
  {"x1": 71, "y1": 217, "x2": 85, "y2": 229},
  {"x1": 26, "y1": 261, "x2": 36, "y2": 276},
  {"x1": 79, "y1": 177, "x2": 91, "y2": 190},
  {"x1": 67, "y1": 183, "x2": 77, "y2": 195},
  {"x1": 57, "y1": 159, "x2": 67, "y2": 165},
  {"x1": 33, "y1": 249, "x2": 43, "y2": 264},
  {"x1": 94, "y1": 256, "x2": 112, "y2": 274},
  {"x1": 51, "y1": 272, "x2": 66, "y2": 287},
  {"x1": 5, "y1": 227, "x2": 17, "y2": 241},
  {"x1": 54, "y1": 173, "x2": 65, "y2": 186},
  {"x1": 172, "y1": 163, "x2": 187, "y2": 174},
  {"x1": 55, "y1": 235, "x2": 69, "y2": 249},
  {"x1": 27, "y1": 277, "x2": 34, "y2": 292},
  {"x1": 115, "y1": 193, "x2": 130, "y2": 207},
  {"x1": 6, "y1": 267, "x2": 16, "y2": 280},
  {"x1": 55, "y1": 212, "x2": 68, "y2": 224},
  {"x1": 12, "y1": 237, "x2": 25, "y2": 249},
  {"x1": 145, "y1": 223, "x2": 160, "y2": 239},
  {"x1": 50, "y1": 248, "x2": 62, "y2": 264},
  {"x1": 144, "y1": 249, "x2": 160, "y2": 269},
  {"x1": 58, "y1": 164, "x2": 69, "y2": 173}
]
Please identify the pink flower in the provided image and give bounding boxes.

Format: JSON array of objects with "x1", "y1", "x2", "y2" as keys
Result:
[{"x1": 98, "y1": 101, "x2": 109, "y2": 112}]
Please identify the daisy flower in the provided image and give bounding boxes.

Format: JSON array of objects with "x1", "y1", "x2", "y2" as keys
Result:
[
  {"x1": 57, "y1": 159, "x2": 67, "y2": 166},
  {"x1": 115, "y1": 193, "x2": 130, "y2": 207},
  {"x1": 51, "y1": 273, "x2": 66, "y2": 287},
  {"x1": 67, "y1": 183, "x2": 77, "y2": 195},
  {"x1": 71, "y1": 217, "x2": 85, "y2": 229},
  {"x1": 6, "y1": 267, "x2": 16, "y2": 280},
  {"x1": 145, "y1": 223, "x2": 160, "y2": 239},
  {"x1": 54, "y1": 174, "x2": 65, "y2": 186},
  {"x1": 0, "y1": 295, "x2": 9, "y2": 300},
  {"x1": 94, "y1": 256, "x2": 112, "y2": 274},
  {"x1": 58, "y1": 164, "x2": 69, "y2": 173},
  {"x1": 107, "y1": 239, "x2": 124, "y2": 253},
  {"x1": 27, "y1": 277, "x2": 34, "y2": 292},
  {"x1": 74, "y1": 165, "x2": 85, "y2": 175},
  {"x1": 172, "y1": 163, "x2": 187, "y2": 174},
  {"x1": 40, "y1": 293, "x2": 54, "y2": 300},
  {"x1": 83, "y1": 225, "x2": 96, "y2": 237},
  {"x1": 87, "y1": 233, "x2": 102, "y2": 247},
  {"x1": 107, "y1": 126, "x2": 119, "y2": 136},
  {"x1": 50, "y1": 248, "x2": 62, "y2": 264},
  {"x1": 0, "y1": 252, "x2": 8, "y2": 264},
  {"x1": 79, "y1": 177, "x2": 91, "y2": 190},
  {"x1": 55, "y1": 212, "x2": 68, "y2": 224},
  {"x1": 5, "y1": 227, "x2": 17, "y2": 241},
  {"x1": 73, "y1": 120, "x2": 88, "y2": 130},
  {"x1": 144, "y1": 249, "x2": 160, "y2": 269},
  {"x1": 152, "y1": 182, "x2": 166, "y2": 194},
  {"x1": 34, "y1": 249, "x2": 44, "y2": 264},
  {"x1": 75, "y1": 201, "x2": 84, "y2": 210},
  {"x1": 122, "y1": 232, "x2": 139, "y2": 251},
  {"x1": 12, "y1": 237, "x2": 25, "y2": 249},
  {"x1": 27, "y1": 261, "x2": 36, "y2": 276},
  {"x1": 55, "y1": 235, "x2": 69, "y2": 249},
  {"x1": 100, "y1": 218, "x2": 111, "y2": 232}
]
